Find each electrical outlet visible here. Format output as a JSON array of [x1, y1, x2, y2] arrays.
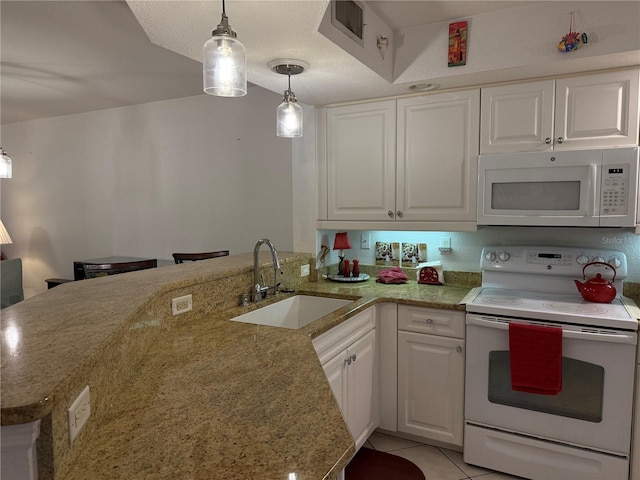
[[361, 233, 370, 249], [300, 264, 310, 277], [172, 294, 192, 315], [439, 237, 452, 253], [68, 385, 91, 444]]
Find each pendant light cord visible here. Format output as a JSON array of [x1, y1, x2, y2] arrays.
[[222, 0, 226, 15]]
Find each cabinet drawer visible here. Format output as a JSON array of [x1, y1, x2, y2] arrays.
[[398, 304, 464, 339], [313, 307, 376, 365]]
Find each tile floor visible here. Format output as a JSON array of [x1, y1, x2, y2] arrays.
[[363, 431, 523, 480]]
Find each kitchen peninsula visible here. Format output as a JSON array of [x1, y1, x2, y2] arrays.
[[1, 252, 474, 479]]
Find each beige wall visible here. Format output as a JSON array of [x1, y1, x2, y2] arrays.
[[1, 88, 297, 295]]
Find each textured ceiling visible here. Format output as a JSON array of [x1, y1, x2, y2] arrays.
[[2, 1, 639, 125]]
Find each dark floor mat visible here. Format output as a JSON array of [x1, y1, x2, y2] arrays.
[[345, 447, 426, 480]]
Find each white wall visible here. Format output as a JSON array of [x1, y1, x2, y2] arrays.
[[1, 88, 295, 295], [292, 103, 317, 255], [395, 1, 640, 87]]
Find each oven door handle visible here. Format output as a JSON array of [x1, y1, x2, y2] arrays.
[[467, 315, 637, 344]]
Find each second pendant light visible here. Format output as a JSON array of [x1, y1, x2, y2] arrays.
[[269, 59, 309, 138]]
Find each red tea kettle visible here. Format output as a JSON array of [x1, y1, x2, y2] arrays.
[[574, 261, 617, 303]]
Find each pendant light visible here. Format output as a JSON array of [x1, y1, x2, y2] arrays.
[[0, 147, 12, 178], [269, 59, 308, 138], [203, 0, 247, 97]]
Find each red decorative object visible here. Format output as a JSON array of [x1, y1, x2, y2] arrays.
[[574, 262, 617, 303], [448, 21, 468, 67], [343, 259, 351, 277], [352, 259, 359, 277]]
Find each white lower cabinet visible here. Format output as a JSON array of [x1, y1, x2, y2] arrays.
[[397, 305, 465, 447], [0, 420, 41, 480], [313, 307, 378, 450]]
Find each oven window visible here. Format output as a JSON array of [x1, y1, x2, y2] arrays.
[[488, 351, 604, 422], [491, 181, 581, 210]]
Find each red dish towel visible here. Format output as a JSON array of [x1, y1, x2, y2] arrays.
[[376, 267, 409, 284], [509, 323, 563, 395]]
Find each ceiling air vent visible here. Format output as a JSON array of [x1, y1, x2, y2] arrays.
[[331, 0, 365, 47]]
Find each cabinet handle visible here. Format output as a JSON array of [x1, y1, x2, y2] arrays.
[[456, 346, 463, 353], [557, 137, 564, 144], [344, 353, 357, 366], [387, 210, 394, 218], [396, 210, 403, 218], [424, 318, 433, 324], [545, 137, 551, 144]]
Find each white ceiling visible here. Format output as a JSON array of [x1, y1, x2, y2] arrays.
[[1, 1, 638, 125], [1, 1, 204, 125]]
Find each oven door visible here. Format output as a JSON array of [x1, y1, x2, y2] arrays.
[[465, 313, 637, 455]]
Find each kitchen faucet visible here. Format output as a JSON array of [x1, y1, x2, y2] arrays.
[[253, 238, 283, 302]]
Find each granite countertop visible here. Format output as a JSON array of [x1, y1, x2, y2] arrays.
[[66, 299, 359, 480], [65, 280, 473, 479], [1, 252, 474, 480], [5, 254, 635, 479]]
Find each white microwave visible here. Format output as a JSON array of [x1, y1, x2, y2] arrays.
[[477, 147, 639, 227]]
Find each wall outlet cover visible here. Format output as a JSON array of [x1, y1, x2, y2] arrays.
[[172, 294, 193, 315], [68, 385, 91, 444]]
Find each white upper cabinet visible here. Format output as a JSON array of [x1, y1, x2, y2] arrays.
[[397, 91, 480, 222], [326, 100, 396, 221], [481, 69, 640, 153], [555, 70, 639, 150], [480, 80, 555, 153], [324, 90, 479, 227]]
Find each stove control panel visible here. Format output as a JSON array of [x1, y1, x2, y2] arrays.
[[481, 246, 627, 279]]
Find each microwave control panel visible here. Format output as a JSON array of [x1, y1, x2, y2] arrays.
[[600, 164, 629, 215]]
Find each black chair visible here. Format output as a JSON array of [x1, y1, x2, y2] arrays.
[[172, 251, 229, 264], [83, 259, 157, 279]]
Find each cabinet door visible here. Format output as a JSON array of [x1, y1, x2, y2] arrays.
[[319, 328, 377, 451], [398, 331, 465, 446], [480, 80, 555, 153], [555, 69, 640, 150], [377, 303, 398, 432], [327, 100, 396, 221], [346, 328, 377, 450], [322, 349, 348, 413], [396, 90, 479, 222]]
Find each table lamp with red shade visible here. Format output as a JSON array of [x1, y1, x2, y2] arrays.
[[333, 232, 351, 276]]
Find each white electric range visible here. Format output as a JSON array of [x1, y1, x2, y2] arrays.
[[464, 245, 638, 480]]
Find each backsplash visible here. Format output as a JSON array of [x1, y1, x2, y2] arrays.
[[317, 227, 640, 282]]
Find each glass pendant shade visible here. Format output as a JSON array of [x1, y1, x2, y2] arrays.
[[0, 148, 12, 178], [203, 11, 247, 97], [276, 91, 303, 138]]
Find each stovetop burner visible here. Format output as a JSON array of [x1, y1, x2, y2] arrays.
[[466, 245, 637, 331], [468, 286, 636, 330], [542, 301, 609, 315]]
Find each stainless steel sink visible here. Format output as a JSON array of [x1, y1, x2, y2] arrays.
[[230, 295, 352, 329]]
